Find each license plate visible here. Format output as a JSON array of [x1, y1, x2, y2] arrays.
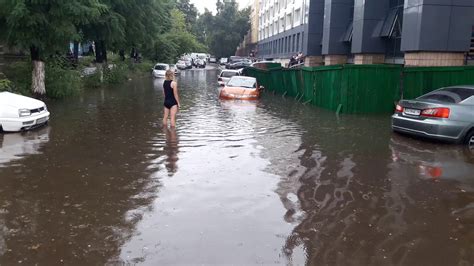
[[404, 108, 421, 116], [36, 117, 48, 124]]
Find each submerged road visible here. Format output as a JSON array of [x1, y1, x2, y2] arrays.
[[0, 67, 474, 265]]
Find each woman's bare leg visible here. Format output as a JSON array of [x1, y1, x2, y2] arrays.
[[170, 105, 178, 127], [163, 107, 170, 127]]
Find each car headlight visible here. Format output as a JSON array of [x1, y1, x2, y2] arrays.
[[19, 108, 31, 117], [44, 105, 48, 112]]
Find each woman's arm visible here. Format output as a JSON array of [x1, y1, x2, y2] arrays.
[[172, 81, 181, 108]]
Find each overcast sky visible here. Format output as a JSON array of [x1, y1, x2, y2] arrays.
[[190, 0, 251, 14]]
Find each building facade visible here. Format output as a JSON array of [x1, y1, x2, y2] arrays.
[[257, 0, 474, 66], [236, 0, 260, 57]]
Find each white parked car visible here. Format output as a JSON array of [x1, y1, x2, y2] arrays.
[[219, 58, 228, 65], [0, 92, 50, 132], [218, 69, 240, 86], [152, 63, 169, 78]]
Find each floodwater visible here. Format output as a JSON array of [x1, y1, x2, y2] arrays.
[[1, 67, 474, 265]]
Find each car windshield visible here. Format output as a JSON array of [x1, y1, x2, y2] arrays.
[[154, 65, 167, 70], [221, 71, 238, 78], [227, 77, 256, 88], [418, 87, 474, 103]]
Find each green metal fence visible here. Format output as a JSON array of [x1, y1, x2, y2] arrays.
[[245, 65, 474, 114], [402, 66, 474, 99]]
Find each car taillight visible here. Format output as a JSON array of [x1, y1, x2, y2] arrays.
[[421, 108, 450, 118], [395, 104, 403, 112]]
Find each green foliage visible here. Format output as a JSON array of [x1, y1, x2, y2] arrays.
[[2, 59, 82, 98], [78, 56, 96, 68], [176, 0, 198, 33], [103, 64, 128, 84], [194, 0, 251, 58], [0, 78, 14, 92], [45, 60, 82, 99], [143, 8, 207, 63], [0, 0, 105, 58], [128, 60, 154, 74], [2, 61, 32, 95], [82, 71, 102, 89]]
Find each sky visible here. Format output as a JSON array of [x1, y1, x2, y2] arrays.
[[190, 0, 251, 14]]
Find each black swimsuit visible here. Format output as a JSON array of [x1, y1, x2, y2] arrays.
[[163, 80, 178, 109]]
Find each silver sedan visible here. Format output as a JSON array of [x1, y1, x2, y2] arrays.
[[392, 86, 474, 147]]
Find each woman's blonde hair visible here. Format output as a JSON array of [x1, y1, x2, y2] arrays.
[[165, 70, 174, 80]]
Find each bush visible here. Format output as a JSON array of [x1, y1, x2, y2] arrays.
[[2, 61, 32, 95], [0, 78, 14, 92], [82, 71, 102, 89], [128, 60, 154, 75], [78, 56, 95, 68], [45, 59, 82, 99], [3, 58, 82, 98], [104, 63, 128, 84]]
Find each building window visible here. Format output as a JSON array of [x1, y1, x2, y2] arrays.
[[306, 1, 310, 23], [294, 8, 301, 26], [296, 33, 300, 52], [286, 13, 292, 29], [342, 21, 353, 42], [292, 34, 296, 52], [380, 7, 402, 38]]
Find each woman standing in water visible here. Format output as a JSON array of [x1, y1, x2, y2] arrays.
[[163, 70, 181, 127]]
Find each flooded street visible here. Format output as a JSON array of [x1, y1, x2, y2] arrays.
[[1, 67, 474, 265]]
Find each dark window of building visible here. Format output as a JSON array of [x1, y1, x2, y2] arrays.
[[380, 7, 402, 37], [286, 35, 291, 53], [292, 34, 296, 52], [342, 21, 353, 42], [285, 37, 288, 53], [468, 26, 474, 61], [383, 2, 404, 59], [296, 33, 300, 52]]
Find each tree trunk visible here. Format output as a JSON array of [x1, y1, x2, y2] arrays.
[[100, 40, 107, 62], [95, 41, 103, 63], [73, 41, 79, 65], [30, 46, 46, 95], [94, 40, 108, 63]]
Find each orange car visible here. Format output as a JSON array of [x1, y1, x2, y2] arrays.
[[219, 76, 264, 100]]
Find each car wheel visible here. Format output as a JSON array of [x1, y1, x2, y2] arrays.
[[465, 130, 474, 150]]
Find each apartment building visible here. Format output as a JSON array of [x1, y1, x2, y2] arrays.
[[257, 0, 310, 64], [257, 0, 474, 66], [236, 0, 260, 57]]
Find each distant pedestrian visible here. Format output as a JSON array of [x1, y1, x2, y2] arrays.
[[297, 52, 304, 64], [289, 55, 297, 67], [162, 70, 181, 128]]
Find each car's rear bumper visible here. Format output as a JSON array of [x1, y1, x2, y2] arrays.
[[391, 114, 468, 143], [1, 111, 50, 132]]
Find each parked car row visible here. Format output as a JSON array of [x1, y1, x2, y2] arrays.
[[225, 56, 253, 69]]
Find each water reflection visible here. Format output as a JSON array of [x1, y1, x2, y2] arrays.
[[164, 128, 179, 176], [0, 127, 50, 167], [281, 118, 474, 265]]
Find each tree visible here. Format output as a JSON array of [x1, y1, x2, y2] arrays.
[[198, 0, 250, 58], [175, 0, 198, 33], [146, 8, 207, 63], [0, 0, 105, 95]]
